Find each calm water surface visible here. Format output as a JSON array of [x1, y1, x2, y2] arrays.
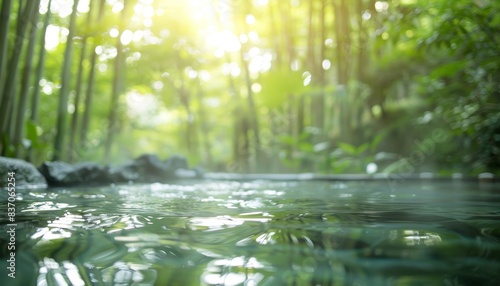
[[1, 180, 499, 286]]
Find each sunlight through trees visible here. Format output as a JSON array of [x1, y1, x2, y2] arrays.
[[0, 0, 498, 174]]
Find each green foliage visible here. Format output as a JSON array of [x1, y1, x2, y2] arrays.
[[25, 119, 39, 148], [412, 0, 500, 172], [1, 133, 14, 157], [275, 128, 326, 171], [1, 0, 497, 175], [258, 70, 309, 108], [330, 132, 387, 173]]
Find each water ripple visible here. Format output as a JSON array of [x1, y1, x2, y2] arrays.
[[1, 180, 499, 286]]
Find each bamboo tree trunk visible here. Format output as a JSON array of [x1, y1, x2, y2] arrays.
[[53, 0, 80, 161], [307, 0, 320, 130], [240, 1, 261, 171], [340, 0, 351, 81], [80, 0, 105, 150], [68, 5, 93, 162], [332, 0, 343, 139], [355, 0, 367, 83], [196, 78, 213, 166], [332, 0, 351, 86], [182, 91, 194, 153], [268, 2, 281, 67], [0, 0, 37, 154], [104, 37, 124, 161], [68, 38, 87, 162], [80, 43, 96, 150], [355, 0, 368, 138], [30, 0, 52, 124], [332, 0, 352, 141], [239, 47, 261, 170], [286, 94, 295, 161], [14, 0, 41, 158], [280, 1, 295, 66], [3, 1, 26, 150], [28, 0, 52, 162], [306, 0, 316, 74], [227, 72, 245, 170], [105, 1, 130, 161], [311, 0, 326, 131], [0, 0, 12, 96], [213, 5, 247, 170], [176, 57, 196, 154], [332, 0, 343, 85], [297, 94, 305, 136]]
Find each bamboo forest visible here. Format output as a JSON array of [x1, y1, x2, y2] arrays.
[[2, 1, 500, 286], [0, 0, 499, 175]]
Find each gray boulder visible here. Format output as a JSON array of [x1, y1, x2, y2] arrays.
[[0, 157, 47, 188], [38, 161, 110, 186], [37, 154, 200, 186], [108, 163, 140, 183], [164, 154, 188, 170], [72, 162, 110, 183], [129, 154, 191, 182], [39, 161, 81, 186], [134, 154, 170, 178]]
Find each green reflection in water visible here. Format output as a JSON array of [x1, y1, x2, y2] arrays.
[[0, 181, 499, 285]]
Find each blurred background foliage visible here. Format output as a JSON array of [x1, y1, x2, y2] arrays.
[[0, 0, 498, 175]]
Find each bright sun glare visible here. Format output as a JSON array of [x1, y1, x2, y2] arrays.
[[40, 0, 272, 121], [42, 0, 252, 55]]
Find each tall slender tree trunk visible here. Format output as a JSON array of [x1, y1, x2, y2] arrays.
[[306, 0, 316, 74], [310, 0, 326, 131], [80, 0, 105, 150], [332, 0, 352, 141], [354, 0, 368, 136], [280, 1, 295, 66], [68, 5, 94, 162], [28, 0, 53, 162], [234, 108, 250, 173], [0, 0, 37, 154], [239, 46, 261, 170], [104, 37, 124, 161], [268, 2, 281, 67], [105, 1, 129, 161], [31, 0, 52, 124], [225, 65, 246, 170], [286, 94, 295, 161], [355, 0, 367, 83], [340, 0, 351, 80], [176, 63, 195, 154], [240, 1, 261, 171], [213, 4, 248, 170], [297, 94, 305, 136], [80, 43, 96, 149], [0, 0, 13, 96], [307, 0, 317, 129], [332, 0, 351, 86], [195, 78, 213, 167], [53, 0, 80, 161], [67, 40, 87, 161], [14, 0, 41, 158]]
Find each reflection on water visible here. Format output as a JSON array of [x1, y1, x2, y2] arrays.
[[1, 180, 499, 285]]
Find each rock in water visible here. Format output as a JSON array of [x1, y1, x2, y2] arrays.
[[134, 154, 169, 178], [72, 162, 110, 184], [131, 154, 191, 182], [37, 154, 200, 186], [38, 161, 81, 186], [39, 161, 112, 186], [164, 155, 188, 170], [0, 157, 47, 188]]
